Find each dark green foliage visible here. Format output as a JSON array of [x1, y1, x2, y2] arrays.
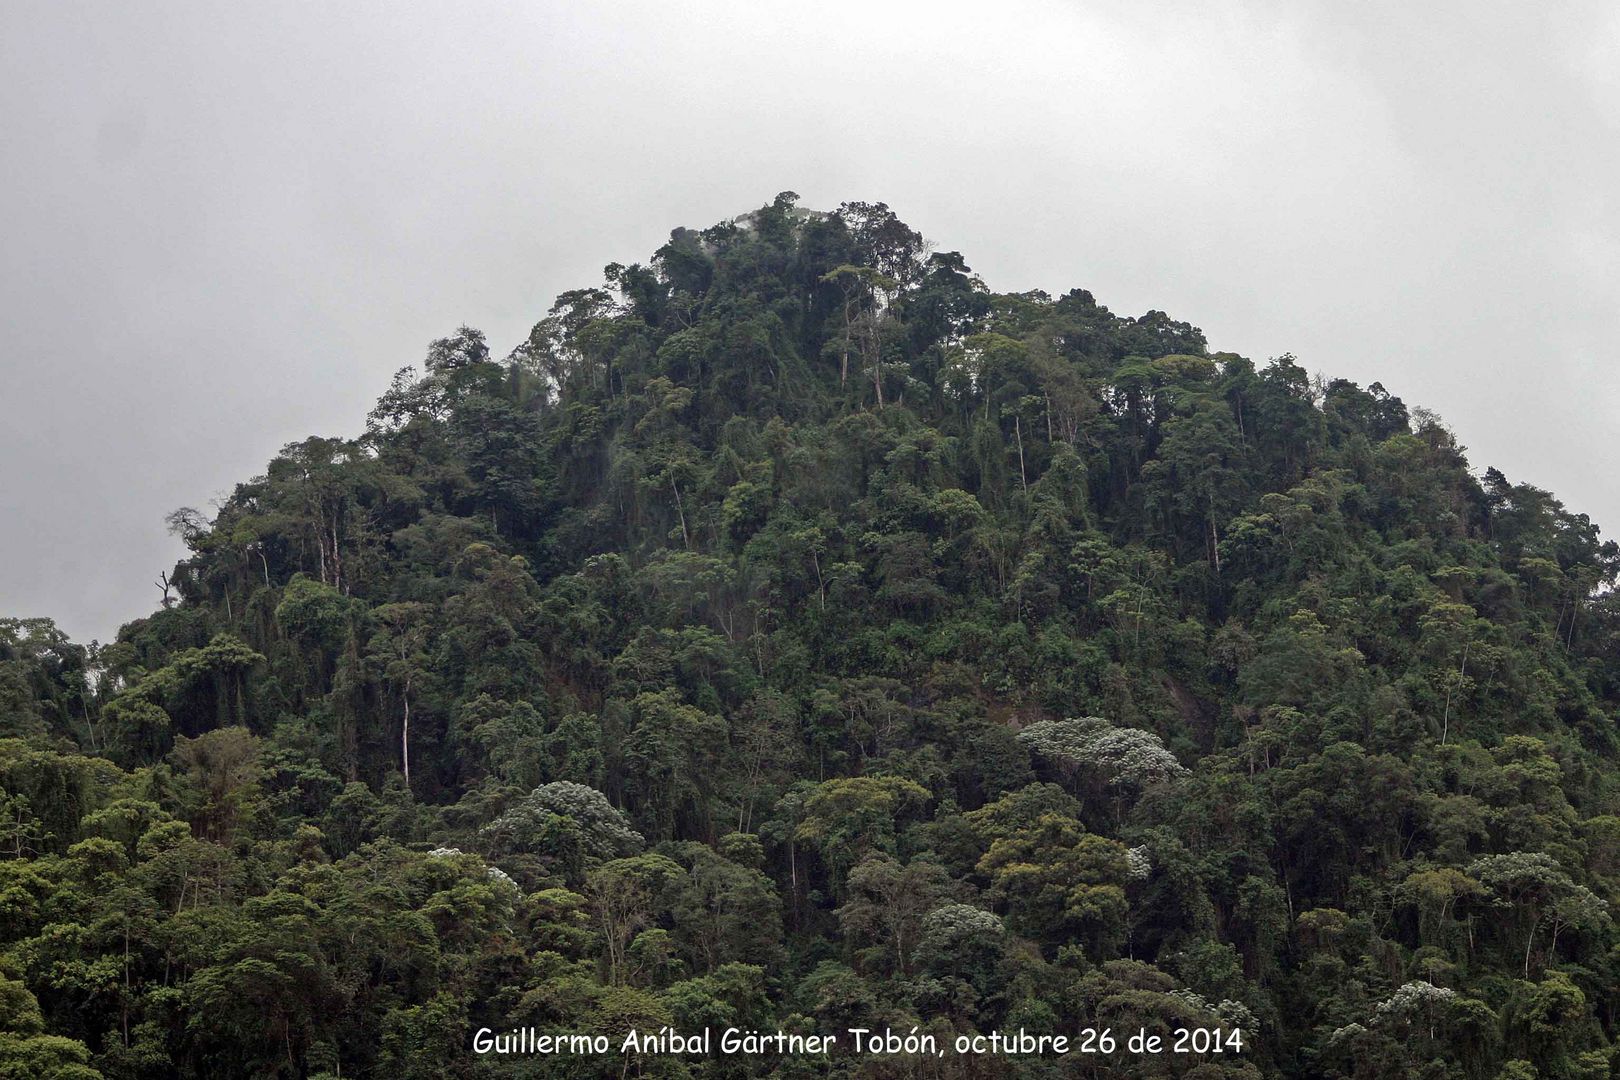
[[3, 195, 1619, 1078]]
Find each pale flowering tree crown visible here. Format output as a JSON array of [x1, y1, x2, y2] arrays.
[[1017, 716, 1187, 789], [1373, 980, 1457, 1022], [1466, 851, 1610, 928], [920, 903, 1005, 951], [426, 846, 517, 887], [1327, 1023, 1368, 1045], [480, 780, 645, 860], [1466, 851, 1571, 896], [1168, 988, 1258, 1032], [916, 903, 1007, 976]]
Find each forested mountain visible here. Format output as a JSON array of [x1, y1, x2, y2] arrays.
[[3, 193, 1619, 1079]]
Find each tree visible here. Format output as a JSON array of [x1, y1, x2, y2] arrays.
[[584, 854, 681, 986], [481, 781, 643, 882], [1018, 717, 1185, 821], [0, 973, 101, 1078], [369, 602, 431, 790], [821, 264, 897, 402], [794, 776, 929, 898], [977, 812, 1131, 951], [666, 843, 783, 972], [834, 854, 955, 975], [1468, 852, 1608, 976]]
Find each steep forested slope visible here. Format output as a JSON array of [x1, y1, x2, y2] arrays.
[[3, 193, 1619, 1079]]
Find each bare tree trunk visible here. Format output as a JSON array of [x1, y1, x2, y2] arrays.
[[315, 511, 328, 585], [81, 699, 99, 753], [839, 297, 854, 387], [331, 521, 344, 593], [671, 476, 691, 549], [1015, 415, 1028, 490], [401, 674, 412, 789], [869, 328, 884, 407], [1441, 641, 1469, 745]]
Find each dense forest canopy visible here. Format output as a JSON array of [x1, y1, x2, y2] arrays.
[[3, 192, 1619, 1079]]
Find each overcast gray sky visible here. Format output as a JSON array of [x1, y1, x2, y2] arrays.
[[3, 1, 1616, 645]]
